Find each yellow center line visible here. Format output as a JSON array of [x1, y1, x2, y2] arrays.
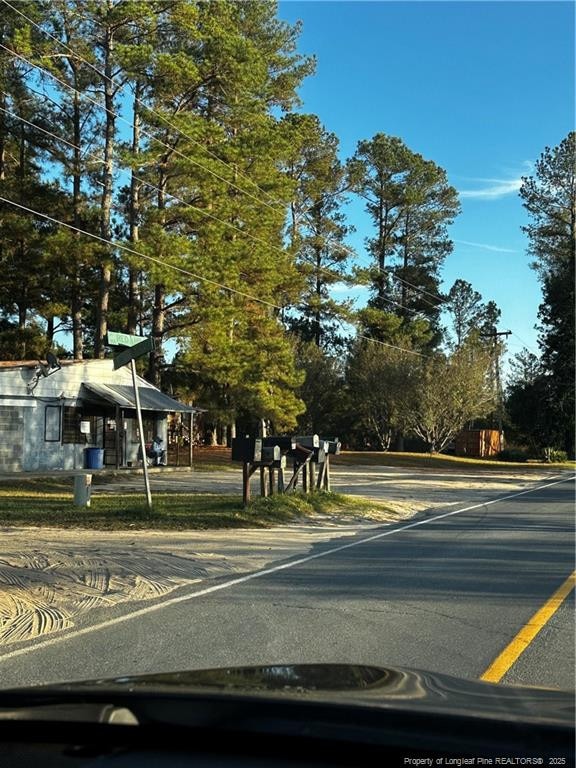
[[481, 570, 576, 683]]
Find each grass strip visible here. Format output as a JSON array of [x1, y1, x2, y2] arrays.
[[0, 479, 393, 530], [332, 451, 576, 471]]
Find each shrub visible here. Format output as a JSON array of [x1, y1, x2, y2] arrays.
[[496, 448, 529, 463], [541, 448, 569, 463]]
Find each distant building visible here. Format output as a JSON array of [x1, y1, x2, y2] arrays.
[[0, 359, 201, 472], [454, 429, 503, 458]]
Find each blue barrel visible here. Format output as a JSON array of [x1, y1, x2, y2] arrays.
[[85, 447, 104, 470]]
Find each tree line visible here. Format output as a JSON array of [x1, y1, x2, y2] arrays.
[[0, 1, 572, 455]]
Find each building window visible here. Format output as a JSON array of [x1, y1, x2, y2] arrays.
[[44, 406, 61, 442], [62, 407, 95, 444]]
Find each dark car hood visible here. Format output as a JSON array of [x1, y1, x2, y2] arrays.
[[9, 664, 573, 727]]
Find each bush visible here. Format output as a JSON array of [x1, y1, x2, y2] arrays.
[[496, 448, 530, 463], [541, 448, 569, 463]]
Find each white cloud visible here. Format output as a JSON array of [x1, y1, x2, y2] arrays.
[[455, 239, 517, 254], [458, 177, 523, 200]]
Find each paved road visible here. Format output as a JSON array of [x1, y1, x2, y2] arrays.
[[0, 475, 573, 691]]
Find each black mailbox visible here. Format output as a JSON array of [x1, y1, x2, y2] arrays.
[[262, 436, 296, 452], [231, 437, 262, 463], [295, 435, 319, 449], [288, 443, 313, 463], [261, 445, 281, 464]]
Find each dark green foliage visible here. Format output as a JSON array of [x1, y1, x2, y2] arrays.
[[351, 133, 459, 351], [519, 132, 575, 457], [496, 448, 529, 463]]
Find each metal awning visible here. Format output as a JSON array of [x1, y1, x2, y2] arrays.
[[81, 382, 200, 413]]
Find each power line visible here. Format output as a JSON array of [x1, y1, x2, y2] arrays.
[[0, 194, 284, 311], [337, 320, 428, 358], [0, 100, 105, 162], [0, 40, 286, 219], [511, 330, 539, 356], [4, 42, 450, 318], [2, 44, 350, 291], [308, 228, 446, 309], [0, 100, 314, 270], [1, 0, 285, 214], [3, 28, 451, 315], [295, 227, 445, 314], [0, 194, 428, 359], [1, 97, 441, 357]]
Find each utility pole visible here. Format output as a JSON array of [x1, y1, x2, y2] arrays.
[[480, 329, 511, 450]]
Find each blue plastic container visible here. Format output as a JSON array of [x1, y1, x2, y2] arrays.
[[85, 447, 104, 470]]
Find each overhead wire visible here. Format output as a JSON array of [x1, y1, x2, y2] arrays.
[[337, 320, 428, 358], [301, 223, 447, 309], [2, 44, 354, 291], [0, 41, 286, 220], [0, 194, 431, 358], [0, 101, 423, 327], [0, 99, 313, 264], [0, 195, 284, 310], [0, 31, 438, 359], [0, 113, 432, 356], [4, 10, 453, 315], [1, 0, 285, 212], [3, 39, 448, 318], [511, 331, 540, 356]]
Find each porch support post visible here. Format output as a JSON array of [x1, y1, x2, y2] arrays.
[[189, 412, 193, 467], [115, 405, 121, 469]]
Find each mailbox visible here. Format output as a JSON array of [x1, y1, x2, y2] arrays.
[[295, 435, 320, 449], [260, 445, 281, 464], [261, 436, 296, 452], [231, 437, 262, 463], [287, 443, 313, 463]]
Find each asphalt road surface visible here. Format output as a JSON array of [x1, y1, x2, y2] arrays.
[[0, 475, 573, 692]]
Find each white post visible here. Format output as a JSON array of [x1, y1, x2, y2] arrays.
[[131, 359, 152, 510], [73, 473, 92, 507]]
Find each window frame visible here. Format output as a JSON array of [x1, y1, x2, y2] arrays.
[[44, 405, 62, 443]]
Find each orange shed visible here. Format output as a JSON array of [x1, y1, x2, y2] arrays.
[[454, 429, 503, 458]]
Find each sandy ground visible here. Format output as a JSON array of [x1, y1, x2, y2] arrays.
[[0, 464, 567, 648]]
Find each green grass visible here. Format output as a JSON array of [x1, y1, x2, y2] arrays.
[[0, 478, 388, 530], [332, 450, 576, 472]]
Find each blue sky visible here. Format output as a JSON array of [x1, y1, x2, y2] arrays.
[[277, 0, 575, 364]]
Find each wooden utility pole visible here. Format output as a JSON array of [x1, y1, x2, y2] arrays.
[[481, 329, 511, 450]]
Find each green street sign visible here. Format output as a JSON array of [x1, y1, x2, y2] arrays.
[[113, 337, 154, 370], [107, 331, 146, 348]]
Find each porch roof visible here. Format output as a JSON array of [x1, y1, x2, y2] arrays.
[[80, 382, 201, 413]]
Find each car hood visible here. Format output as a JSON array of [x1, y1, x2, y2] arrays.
[[9, 664, 573, 727]]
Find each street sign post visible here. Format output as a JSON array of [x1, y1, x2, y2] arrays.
[[113, 337, 154, 370], [106, 331, 146, 348], [108, 330, 155, 510]]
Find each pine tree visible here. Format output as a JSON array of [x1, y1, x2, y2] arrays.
[[519, 132, 575, 456], [282, 113, 355, 351], [351, 133, 459, 349]]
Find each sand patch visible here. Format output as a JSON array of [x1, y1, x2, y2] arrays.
[[0, 548, 234, 645]]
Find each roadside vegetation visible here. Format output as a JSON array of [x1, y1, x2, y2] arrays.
[[0, 477, 395, 531], [331, 451, 576, 471]]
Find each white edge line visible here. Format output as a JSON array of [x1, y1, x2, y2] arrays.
[[0, 474, 573, 664]]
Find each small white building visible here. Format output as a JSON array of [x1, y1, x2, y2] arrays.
[[0, 359, 200, 472]]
